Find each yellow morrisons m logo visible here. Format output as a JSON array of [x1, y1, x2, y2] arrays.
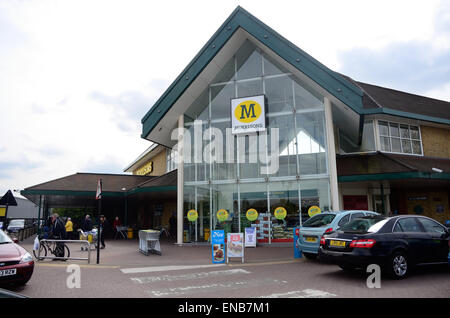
[[234, 100, 262, 123]]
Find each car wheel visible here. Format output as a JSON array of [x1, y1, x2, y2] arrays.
[[303, 252, 317, 260], [387, 251, 409, 279]]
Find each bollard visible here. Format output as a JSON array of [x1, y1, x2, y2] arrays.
[[19, 229, 24, 241]]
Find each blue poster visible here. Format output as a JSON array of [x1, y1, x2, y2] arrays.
[[211, 230, 225, 263], [293, 227, 302, 259]]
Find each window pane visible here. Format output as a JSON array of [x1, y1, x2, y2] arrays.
[[400, 124, 410, 138], [211, 84, 234, 121], [412, 140, 422, 155], [265, 75, 294, 113], [380, 137, 391, 152], [299, 179, 331, 224], [397, 218, 423, 232], [236, 41, 262, 80], [296, 111, 327, 175], [389, 123, 400, 137], [268, 114, 297, 177], [239, 183, 268, 233], [401, 139, 412, 153], [410, 126, 420, 140], [236, 78, 263, 97], [391, 137, 401, 153], [417, 218, 446, 234], [294, 79, 323, 110], [263, 54, 289, 76], [379, 121, 389, 136], [269, 181, 300, 240], [212, 183, 238, 235]]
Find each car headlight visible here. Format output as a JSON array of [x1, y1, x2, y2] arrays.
[[20, 252, 33, 264]]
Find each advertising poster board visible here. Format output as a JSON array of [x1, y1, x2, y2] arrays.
[[244, 227, 256, 247], [227, 233, 244, 263], [211, 230, 225, 264], [293, 227, 302, 258]]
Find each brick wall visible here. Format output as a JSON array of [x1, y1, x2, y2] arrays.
[[421, 125, 450, 158]]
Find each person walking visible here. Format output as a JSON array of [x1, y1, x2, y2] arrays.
[[113, 216, 122, 239], [65, 217, 74, 240]]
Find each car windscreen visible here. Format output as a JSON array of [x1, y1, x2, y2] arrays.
[[0, 230, 13, 244], [302, 214, 336, 228], [8, 220, 24, 227], [339, 217, 386, 233]]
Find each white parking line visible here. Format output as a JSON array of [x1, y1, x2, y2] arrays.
[[131, 269, 251, 284], [261, 289, 337, 298], [120, 264, 226, 274], [147, 278, 287, 297]]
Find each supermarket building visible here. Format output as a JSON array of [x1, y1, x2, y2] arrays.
[[22, 7, 450, 245]]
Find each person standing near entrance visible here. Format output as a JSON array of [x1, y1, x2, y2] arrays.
[[81, 215, 93, 233], [49, 213, 66, 259], [65, 217, 74, 240], [99, 215, 108, 249]]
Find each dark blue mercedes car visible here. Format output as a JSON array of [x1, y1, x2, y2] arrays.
[[318, 215, 450, 279]]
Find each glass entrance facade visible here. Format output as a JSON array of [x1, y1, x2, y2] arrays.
[[183, 40, 331, 243]]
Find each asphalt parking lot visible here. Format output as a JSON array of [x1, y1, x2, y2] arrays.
[[2, 237, 449, 298]]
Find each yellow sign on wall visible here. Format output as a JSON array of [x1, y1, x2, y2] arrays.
[[308, 206, 321, 217], [135, 161, 153, 176], [0, 207, 5, 217], [274, 207, 287, 220]]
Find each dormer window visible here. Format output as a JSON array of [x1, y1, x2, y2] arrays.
[[378, 120, 423, 155]]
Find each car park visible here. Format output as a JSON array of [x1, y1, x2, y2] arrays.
[[0, 229, 34, 286], [318, 215, 450, 279], [297, 210, 379, 259]]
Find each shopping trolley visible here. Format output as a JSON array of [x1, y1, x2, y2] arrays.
[[78, 228, 98, 251]]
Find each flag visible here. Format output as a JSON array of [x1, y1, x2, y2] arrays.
[[96, 179, 102, 200]]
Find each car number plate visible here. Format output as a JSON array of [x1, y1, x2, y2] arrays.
[[304, 236, 317, 243], [329, 240, 346, 247], [0, 268, 17, 277]]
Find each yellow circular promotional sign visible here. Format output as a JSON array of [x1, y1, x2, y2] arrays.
[[234, 100, 262, 123], [187, 210, 198, 222], [308, 206, 321, 217], [216, 209, 229, 222], [246, 209, 258, 221], [274, 207, 287, 220]]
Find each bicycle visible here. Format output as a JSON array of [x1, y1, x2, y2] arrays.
[[33, 236, 70, 261]]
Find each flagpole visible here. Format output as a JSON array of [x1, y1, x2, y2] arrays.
[[96, 179, 102, 264]]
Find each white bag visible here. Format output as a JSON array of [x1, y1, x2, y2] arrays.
[[33, 236, 40, 251]]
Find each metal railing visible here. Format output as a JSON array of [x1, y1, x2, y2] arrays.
[[37, 239, 92, 264]]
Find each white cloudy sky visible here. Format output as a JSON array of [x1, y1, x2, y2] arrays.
[[0, 0, 449, 196]]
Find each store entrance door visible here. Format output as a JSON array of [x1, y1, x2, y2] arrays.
[[343, 195, 368, 210]]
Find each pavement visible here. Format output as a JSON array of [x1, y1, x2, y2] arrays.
[[2, 235, 449, 298]]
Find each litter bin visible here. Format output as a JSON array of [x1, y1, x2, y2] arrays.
[[127, 228, 133, 239]]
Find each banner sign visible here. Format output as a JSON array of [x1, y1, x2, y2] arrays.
[[227, 233, 244, 263], [211, 230, 225, 264], [274, 207, 287, 220], [293, 227, 302, 258], [187, 210, 198, 222], [246, 208, 258, 221], [231, 95, 266, 134], [244, 227, 256, 247]]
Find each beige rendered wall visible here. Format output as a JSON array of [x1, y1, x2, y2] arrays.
[[133, 149, 167, 176], [421, 125, 450, 158]]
